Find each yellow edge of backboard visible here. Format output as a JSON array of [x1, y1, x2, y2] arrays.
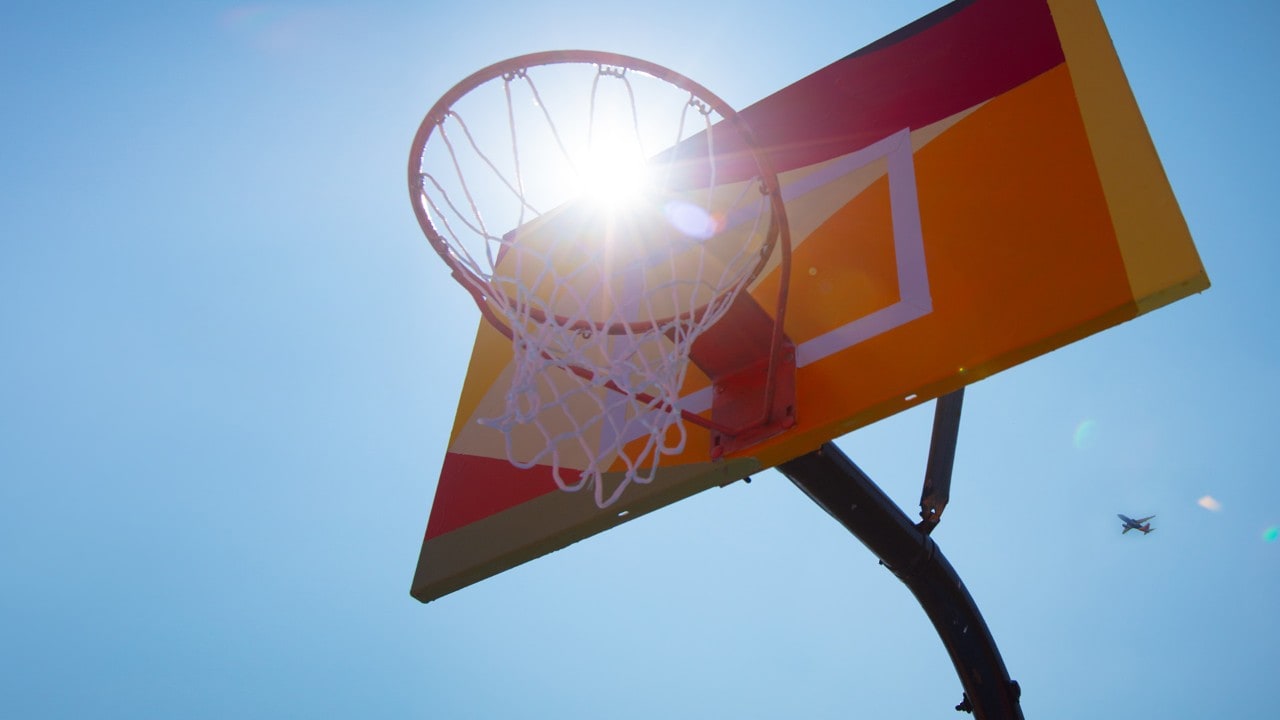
[[1049, 0, 1209, 309], [412, 456, 761, 602]]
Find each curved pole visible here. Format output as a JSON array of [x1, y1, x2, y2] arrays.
[[776, 442, 1024, 719]]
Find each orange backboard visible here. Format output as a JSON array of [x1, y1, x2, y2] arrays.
[[412, 0, 1207, 602]]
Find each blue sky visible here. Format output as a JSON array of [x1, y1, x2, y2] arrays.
[[2, 1, 1277, 717]]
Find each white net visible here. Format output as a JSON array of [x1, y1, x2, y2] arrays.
[[412, 53, 779, 507]]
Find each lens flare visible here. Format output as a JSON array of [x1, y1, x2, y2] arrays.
[[1197, 495, 1222, 512], [663, 200, 722, 240], [1072, 419, 1097, 449], [1263, 526, 1279, 543], [219, 5, 321, 53]]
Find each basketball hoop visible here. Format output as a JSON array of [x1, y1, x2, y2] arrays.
[[409, 50, 792, 507]]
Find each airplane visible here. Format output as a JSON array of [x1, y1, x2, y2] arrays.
[[1118, 514, 1156, 535]]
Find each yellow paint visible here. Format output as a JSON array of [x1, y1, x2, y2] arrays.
[[448, 321, 510, 445], [1048, 0, 1209, 310]]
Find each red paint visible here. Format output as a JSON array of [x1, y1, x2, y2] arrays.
[[665, 0, 1065, 185], [424, 453, 562, 539]]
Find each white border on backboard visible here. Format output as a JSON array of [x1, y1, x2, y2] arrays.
[[678, 127, 931, 416]]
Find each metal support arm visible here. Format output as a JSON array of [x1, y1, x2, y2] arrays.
[[919, 388, 965, 533], [777, 441, 1023, 719]]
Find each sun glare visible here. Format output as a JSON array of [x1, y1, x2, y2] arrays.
[[575, 141, 653, 211]]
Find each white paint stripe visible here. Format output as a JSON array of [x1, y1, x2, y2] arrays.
[[626, 127, 932, 441], [795, 128, 932, 367]]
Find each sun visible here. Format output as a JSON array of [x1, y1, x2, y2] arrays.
[[574, 137, 654, 212]]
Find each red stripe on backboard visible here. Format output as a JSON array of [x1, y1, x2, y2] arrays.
[[425, 453, 562, 539], [754, 0, 1064, 172], [667, 0, 1065, 184]]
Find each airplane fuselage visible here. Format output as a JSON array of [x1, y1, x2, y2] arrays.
[[1118, 514, 1155, 535]]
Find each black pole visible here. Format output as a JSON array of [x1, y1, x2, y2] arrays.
[[777, 442, 1023, 719]]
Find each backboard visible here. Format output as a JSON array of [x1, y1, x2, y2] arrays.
[[411, 0, 1208, 602]]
